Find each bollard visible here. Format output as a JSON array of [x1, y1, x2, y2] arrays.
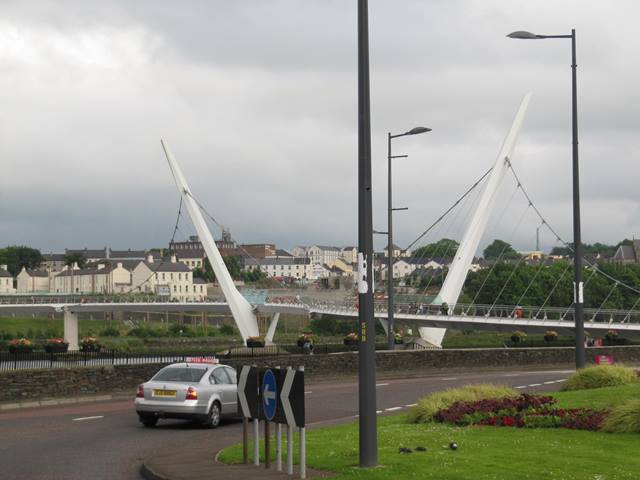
[[299, 365, 306, 479], [276, 366, 282, 471], [243, 417, 248, 464], [265, 421, 270, 469]]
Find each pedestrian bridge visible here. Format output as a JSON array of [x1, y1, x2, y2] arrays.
[[2, 296, 639, 350]]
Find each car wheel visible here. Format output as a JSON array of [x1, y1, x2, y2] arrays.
[[203, 402, 221, 428], [140, 414, 158, 428]]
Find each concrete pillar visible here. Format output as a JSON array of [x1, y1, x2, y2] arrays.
[[64, 310, 79, 351]]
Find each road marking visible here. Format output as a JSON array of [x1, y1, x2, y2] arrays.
[[515, 386, 527, 389], [304, 391, 312, 394], [557, 379, 567, 382], [72, 416, 104, 421], [528, 383, 542, 387], [385, 407, 403, 412], [543, 381, 556, 385], [376, 383, 389, 387], [503, 373, 520, 377], [376, 410, 383, 414], [406, 403, 417, 407], [441, 377, 458, 381]]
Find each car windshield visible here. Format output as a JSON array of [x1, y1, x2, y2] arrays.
[[152, 366, 207, 383]]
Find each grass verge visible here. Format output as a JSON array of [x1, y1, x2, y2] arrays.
[[220, 384, 640, 479]]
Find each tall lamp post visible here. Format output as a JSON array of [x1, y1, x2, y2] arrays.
[[357, 0, 377, 467], [507, 29, 585, 369], [387, 127, 431, 350]]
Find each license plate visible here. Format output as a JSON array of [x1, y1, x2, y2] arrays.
[[153, 389, 177, 398]]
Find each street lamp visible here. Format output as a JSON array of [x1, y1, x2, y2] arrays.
[[387, 127, 431, 350], [507, 29, 585, 369]]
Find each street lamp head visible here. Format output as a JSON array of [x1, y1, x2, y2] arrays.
[[507, 30, 543, 40], [407, 126, 432, 135]]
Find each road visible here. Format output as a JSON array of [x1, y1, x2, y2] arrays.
[[0, 368, 572, 480]]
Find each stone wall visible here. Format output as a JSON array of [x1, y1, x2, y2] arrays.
[[2, 346, 640, 403]]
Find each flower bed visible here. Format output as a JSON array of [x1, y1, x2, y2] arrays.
[[434, 394, 606, 431], [45, 338, 69, 353], [343, 332, 358, 346], [246, 336, 265, 348], [80, 336, 101, 352], [8, 338, 33, 354]]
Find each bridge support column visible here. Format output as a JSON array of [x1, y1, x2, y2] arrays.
[[265, 313, 280, 344], [64, 310, 79, 351], [418, 327, 446, 349]]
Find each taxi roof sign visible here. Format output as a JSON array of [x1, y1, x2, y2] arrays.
[[185, 356, 219, 364]]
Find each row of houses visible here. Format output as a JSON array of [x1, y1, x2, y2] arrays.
[[13, 255, 207, 301]]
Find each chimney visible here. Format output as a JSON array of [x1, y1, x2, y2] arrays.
[[72, 262, 80, 270], [147, 254, 154, 263], [171, 254, 177, 263], [117, 262, 123, 268]]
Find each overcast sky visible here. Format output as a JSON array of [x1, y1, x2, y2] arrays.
[[1, 0, 638, 256]]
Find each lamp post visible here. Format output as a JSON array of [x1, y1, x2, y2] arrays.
[[507, 29, 585, 369], [357, 0, 376, 467], [387, 127, 431, 350]]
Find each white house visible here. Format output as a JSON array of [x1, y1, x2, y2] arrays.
[[17, 267, 51, 293], [383, 243, 412, 259], [341, 246, 358, 264], [242, 256, 312, 281], [0, 265, 15, 294], [131, 255, 199, 301], [54, 262, 132, 294]]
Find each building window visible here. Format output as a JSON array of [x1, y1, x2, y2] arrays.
[[162, 273, 165, 280], [170, 273, 174, 280], [178, 273, 182, 280], [173, 285, 176, 292]]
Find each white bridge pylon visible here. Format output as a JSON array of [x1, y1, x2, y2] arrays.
[[419, 93, 532, 347], [161, 140, 260, 345]]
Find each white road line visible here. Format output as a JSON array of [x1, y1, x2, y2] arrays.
[[528, 383, 542, 387], [556, 379, 567, 382], [72, 416, 104, 421], [405, 403, 418, 407], [376, 383, 389, 387], [441, 377, 458, 381], [376, 410, 383, 414], [515, 386, 527, 389], [543, 381, 556, 385], [385, 407, 403, 412], [503, 373, 520, 377]]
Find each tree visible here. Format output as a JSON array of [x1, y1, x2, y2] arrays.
[[64, 252, 87, 269], [412, 238, 459, 259], [483, 239, 520, 260], [0, 245, 43, 276]]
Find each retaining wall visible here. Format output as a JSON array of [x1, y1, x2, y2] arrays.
[[2, 346, 639, 403]]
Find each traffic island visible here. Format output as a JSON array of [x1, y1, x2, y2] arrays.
[[217, 383, 640, 479]]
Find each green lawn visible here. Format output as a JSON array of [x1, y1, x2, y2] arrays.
[[219, 384, 640, 479]]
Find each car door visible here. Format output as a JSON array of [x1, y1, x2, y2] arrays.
[[209, 367, 235, 415], [223, 366, 238, 414]]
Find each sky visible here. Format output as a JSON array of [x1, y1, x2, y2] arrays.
[[1, 0, 638, 256]]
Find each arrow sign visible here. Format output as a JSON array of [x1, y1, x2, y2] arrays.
[[237, 366, 259, 419], [262, 369, 277, 421], [280, 369, 305, 428]]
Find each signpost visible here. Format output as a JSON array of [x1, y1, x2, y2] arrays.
[[238, 365, 306, 478]]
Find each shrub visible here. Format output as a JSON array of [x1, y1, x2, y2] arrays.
[[562, 365, 639, 391], [219, 324, 235, 335], [407, 384, 517, 424], [101, 326, 120, 337], [600, 399, 640, 433]]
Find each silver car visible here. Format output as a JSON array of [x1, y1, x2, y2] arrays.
[[134, 361, 238, 428]]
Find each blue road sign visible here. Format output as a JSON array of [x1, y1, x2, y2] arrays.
[[262, 369, 277, 421]]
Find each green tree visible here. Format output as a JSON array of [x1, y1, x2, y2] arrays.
[[64, 252, 87, 269], [0, 245, 43, 276], [412, 238, 459, 259], [483, 239, 520, 260]]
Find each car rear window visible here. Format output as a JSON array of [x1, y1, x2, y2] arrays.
[[153, 366, 207, 383]]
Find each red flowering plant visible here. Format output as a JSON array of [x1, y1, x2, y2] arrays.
[[434, 394, 606, 431], [45, 337, 69, 353]]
